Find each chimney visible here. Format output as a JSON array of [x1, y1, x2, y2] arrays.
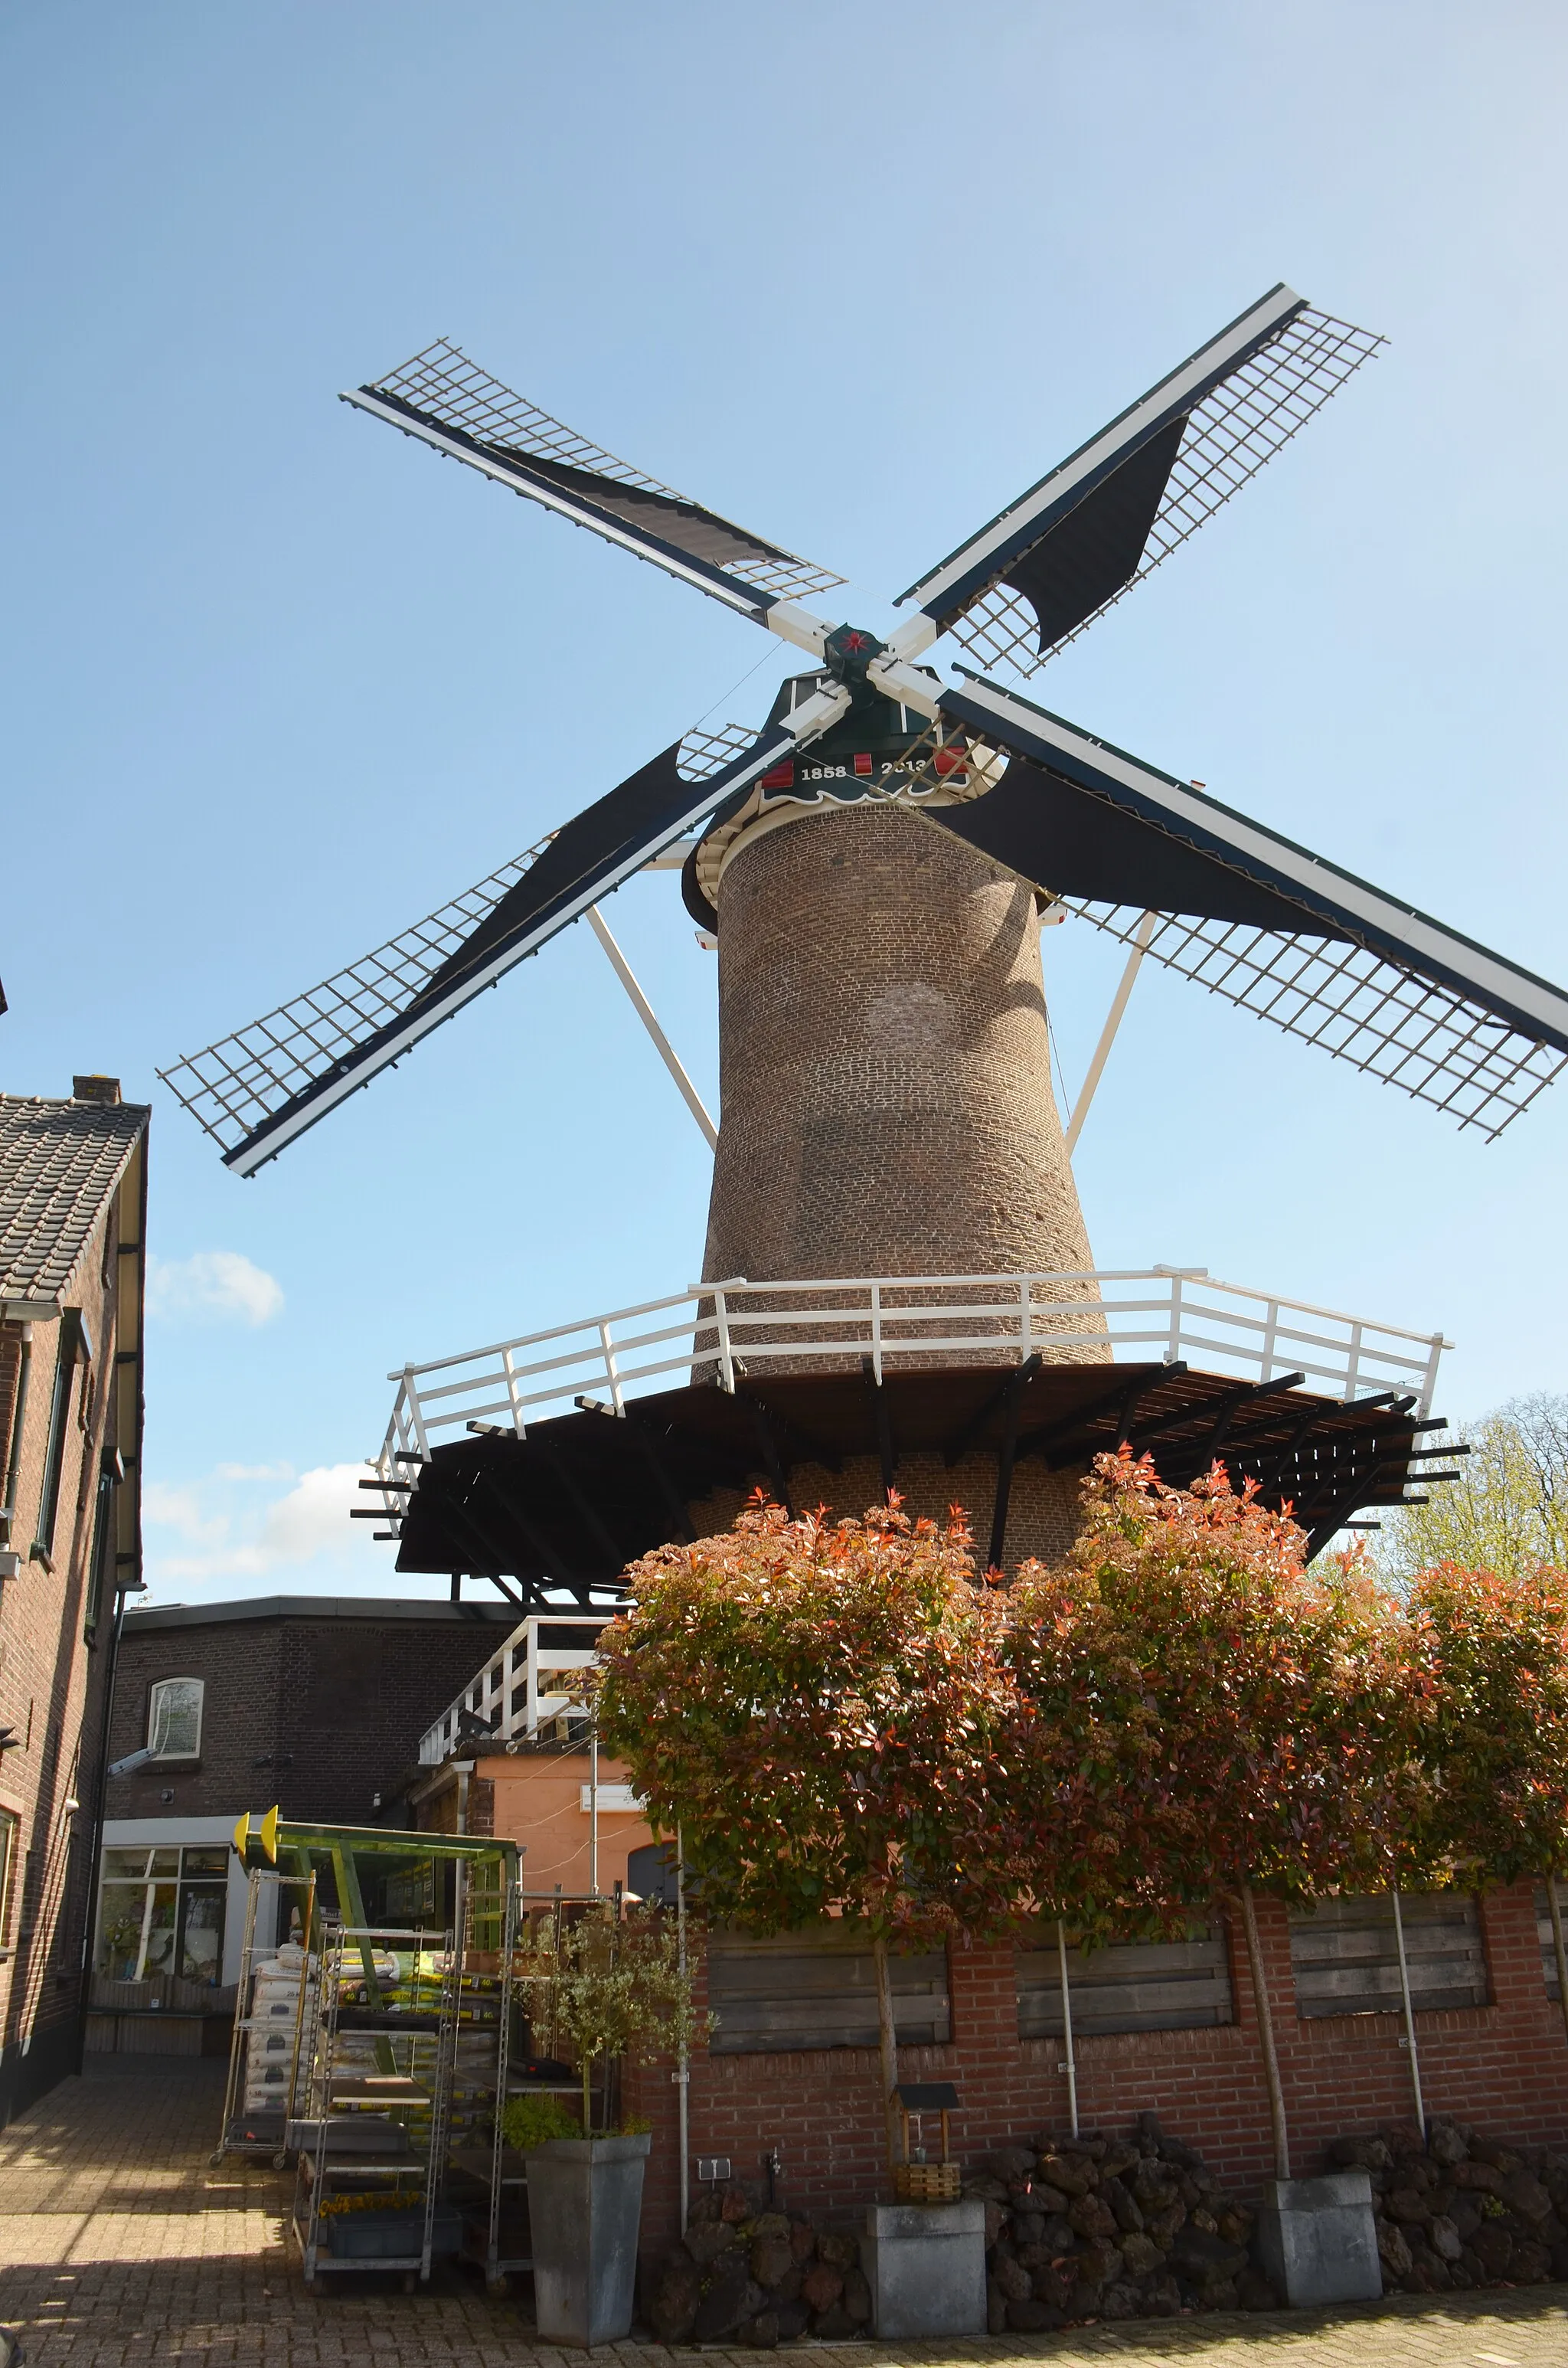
[[72, 1076, 121, 1106]]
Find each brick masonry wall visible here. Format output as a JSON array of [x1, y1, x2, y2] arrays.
[[624, 1883, 1568, 2259], [684, 1450, 1084, 1571], [0, 1180, 126, 2119], [701, 803, 1102, 1297], [104, 1607, 518, 1828]]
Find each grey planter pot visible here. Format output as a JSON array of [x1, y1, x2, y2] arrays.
[[523, 2131, 652, 2347], [864, 2199, 987, 2337], [1255, 2170, 1383, 2306]]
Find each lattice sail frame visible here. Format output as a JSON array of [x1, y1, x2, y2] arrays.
[[1058, 900, 1567, 1141], [157, 722, 761, 1154], [893, 721, 1566, 1142], [949, 309, 1387, 682], [365, 339, 845, 606]]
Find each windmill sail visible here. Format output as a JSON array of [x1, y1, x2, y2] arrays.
[[345, 339, 844, 623], [900, 287, 1383, 681], [158, 723, 774, 1176], [923, 675, 1568, 1140]]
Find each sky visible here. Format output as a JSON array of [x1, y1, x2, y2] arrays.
[[3, 2, 1565, 1608]]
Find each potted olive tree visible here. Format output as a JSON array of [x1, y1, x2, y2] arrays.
[[511, 1905, 701, 2348]]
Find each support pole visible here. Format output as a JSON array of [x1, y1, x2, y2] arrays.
[[587, 905, 718, 1150], [589, 1727, 599, 1899], [677, 1827, 690, 2236], [872, 1934, 902, 2171], [1239, 1882, 1290, 2180], [1065, 910, 1157, 1154], [1057, 1920, 1079, 2140], [1390, 1888, 1426, 2135]]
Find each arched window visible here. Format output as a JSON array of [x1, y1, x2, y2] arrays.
[[147, 1676, 203, 1759]]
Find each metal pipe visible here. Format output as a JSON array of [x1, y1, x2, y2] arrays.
[[589, 1729, 599, 1897], [677, 1827, 690, 2236], [1390, 1888, 1426, 2134], [1057, 1920, 1079, 2140], [587, 905, 718, 1150], [1064, 911, 1158, 1153]]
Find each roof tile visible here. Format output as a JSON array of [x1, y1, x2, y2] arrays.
[[0, 1094, 150, 1303]]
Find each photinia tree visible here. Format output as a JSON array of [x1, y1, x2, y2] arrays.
[[1402, 1558, 1568, 2036], [1003, 1451, 1413, 2178], [594, 1492, 1021, 2167]]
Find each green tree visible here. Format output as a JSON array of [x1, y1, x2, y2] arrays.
[[595, 1493, 1020, 2167], [1005, 1452, 1413, 2178], [1382, 1395, 1568, 1582], [1402, 1557, 1568, 2034]]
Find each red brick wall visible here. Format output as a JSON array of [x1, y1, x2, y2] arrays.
[[625, 1884, 1568, 2255]]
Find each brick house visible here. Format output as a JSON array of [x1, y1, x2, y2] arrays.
[[90, 1593, 517, 2053], [0, 1078, 149, 2127]]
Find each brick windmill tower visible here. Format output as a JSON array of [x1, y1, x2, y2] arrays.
[[165, 289, 1568, 1598]]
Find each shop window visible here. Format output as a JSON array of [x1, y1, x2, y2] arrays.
[[95, 1843, 228, 1984], [147, 1676, 204, 1759]]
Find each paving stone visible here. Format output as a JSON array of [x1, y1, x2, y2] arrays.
[[6, 2059, 1568, 2362]]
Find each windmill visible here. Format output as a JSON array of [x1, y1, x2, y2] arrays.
[[161, 285, 1566, 1601]]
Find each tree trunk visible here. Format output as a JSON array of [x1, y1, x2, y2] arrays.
[[871, 1933, 903, 2171], [1239, 1882, 1290, 2180]]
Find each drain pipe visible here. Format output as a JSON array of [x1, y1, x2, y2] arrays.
[[589, 1727, 599, 1897], [453, 1759, 473, 1835], [1390, 1889, 1426, 2135], [677, 1827, 690, 2235], [1057, 1920, 1079, 2139]]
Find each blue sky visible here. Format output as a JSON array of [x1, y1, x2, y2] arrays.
[[4, 2, 1565, 1605]]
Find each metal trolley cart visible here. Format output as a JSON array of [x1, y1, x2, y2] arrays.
[[212, 1862, 318, 2167], [290, 1914, 462, 2290]]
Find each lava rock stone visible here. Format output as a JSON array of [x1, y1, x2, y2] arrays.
[[799, 2260, 844, 2314], [750, 2236, 793, 2288], [991, 2253, 1031, 2304], [648, 2260, 702, 2343], [1067, 2192, 1119, 2241], [693, 2258, 759, 2342], [684, 2221, 737, 2267]]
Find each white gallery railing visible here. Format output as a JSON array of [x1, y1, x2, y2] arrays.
[[368, 1268, 1449, 1536]]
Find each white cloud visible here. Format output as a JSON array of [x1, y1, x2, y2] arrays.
[[146, 1250, 283, 1327], [142, 1479, 228, 1549], [145, 1461, 378, 1583]]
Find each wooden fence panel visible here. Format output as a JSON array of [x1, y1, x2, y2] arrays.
[[1017, 1926, 1233, 2038], [1534, 1886, 1568, 2002], [707, 1928, 949, 2054], [1289, 1893, 1487, 2017]]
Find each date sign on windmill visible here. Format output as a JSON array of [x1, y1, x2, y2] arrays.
[[162, 286, 1568, 1608]]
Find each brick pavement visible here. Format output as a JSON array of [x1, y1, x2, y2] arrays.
[[5, 2057, 1568, 2365]]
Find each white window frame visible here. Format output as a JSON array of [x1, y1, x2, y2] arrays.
[[147, 1676, 204, 1761]]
